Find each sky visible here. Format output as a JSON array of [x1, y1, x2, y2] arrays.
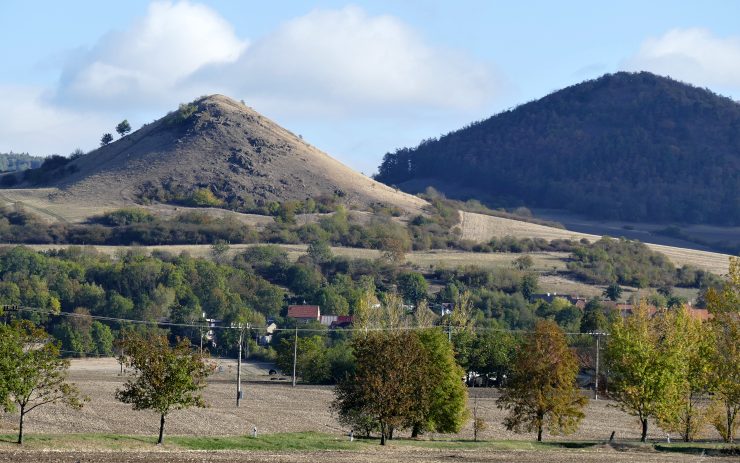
[[2, 1, 740, 174]]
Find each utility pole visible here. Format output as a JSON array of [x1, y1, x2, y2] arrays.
[[236, 325, 243, 407], [199, 320, 204, 355], [593, 332, 604, 400], [292, 326, 298, 388]]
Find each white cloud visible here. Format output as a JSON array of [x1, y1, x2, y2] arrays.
[[7, 2, 501, 160], [199, 5, 497, 115], [53, 3, 498, 115], [624, 28, 740, 90], [0, 86, 112, 156], [54, 1, 246, 108]]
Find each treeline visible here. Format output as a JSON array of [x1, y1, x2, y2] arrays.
[[568, 237, 721, 289], [1, 247, 737, 444], [0, 246, 282, 357], [376, 72, 740, 225], [0, 152, 84, 187], [0, 202, 576, 255], [0, 152, 44, 172], [0, 205, 412, 254]]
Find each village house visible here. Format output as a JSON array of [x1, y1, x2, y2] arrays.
[[287, 305, 321, 323]]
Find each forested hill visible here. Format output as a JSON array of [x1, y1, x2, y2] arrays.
[[375, 72, 740, 225], [0, 152, 43, 172]]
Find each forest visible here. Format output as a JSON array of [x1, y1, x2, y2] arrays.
[[0, 152, 44, 173], [376, 72, 740, 225]]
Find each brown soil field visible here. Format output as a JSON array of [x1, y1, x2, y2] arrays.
[[0, 358, 734, 462], [0, 446, 735, 463]]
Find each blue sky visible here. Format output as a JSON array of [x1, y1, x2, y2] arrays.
[[2, 1, 739, 174]]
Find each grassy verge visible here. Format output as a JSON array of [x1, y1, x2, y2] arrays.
[[0, 432, 736, 456], [172, 432, 364, 451]]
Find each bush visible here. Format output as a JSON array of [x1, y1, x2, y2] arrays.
[[188, 188, 223, 207]]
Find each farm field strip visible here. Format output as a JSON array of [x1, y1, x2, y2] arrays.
[[460, 212, 732, 274], [0, 358, 734, 463]]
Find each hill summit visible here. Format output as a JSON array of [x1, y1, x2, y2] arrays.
[[8, 95, 425, 214], [376, 72, 740, 225]]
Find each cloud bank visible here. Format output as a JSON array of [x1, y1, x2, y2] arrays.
[[624, 28, 740, 91], [54, 1, 247, 108], [52, 2, 497, 115]]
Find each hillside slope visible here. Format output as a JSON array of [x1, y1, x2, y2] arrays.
[[2, 95, 425, 216], [376, 72, 740, 225]]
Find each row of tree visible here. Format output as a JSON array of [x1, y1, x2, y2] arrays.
[[0, 318, 209, 445], [100, 120, 131, 146]]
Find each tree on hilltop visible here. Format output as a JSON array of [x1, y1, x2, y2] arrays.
[[100, 133, 113, 146], [116, 119, 131, 137]]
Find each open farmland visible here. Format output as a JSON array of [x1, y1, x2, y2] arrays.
[[0, 358, 735, 463], [460, 211, 732, 274]]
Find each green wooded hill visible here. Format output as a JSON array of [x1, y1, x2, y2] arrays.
[[375, 72, 740, 225], [0, 152, 44, 172]]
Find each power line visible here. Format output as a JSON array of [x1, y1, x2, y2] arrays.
[[4, 304, 607, 337]]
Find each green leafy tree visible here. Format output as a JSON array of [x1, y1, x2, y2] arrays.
[[100, 133, 113, 146], [658, 307, 715, 441], [189, 188, 223, 207], [606, 303, 684, 442], [497, 320, 587, 441], [513, 255, 534, 270], [307, 239, 333, 264], [276, 335, 330, 384], [580, 299, 609, 333], [210, 240, 230, 263], [333, 332, 430, 445], [397, 272, 429, 305], [409, 329, 469, 437], [0, 321, 86, 444], [115, 119, 132, 137], [705, 256, 740, 442], [603, 283, 623, 301], [116, 333, 212, 444], [470, 330, 517, 387]]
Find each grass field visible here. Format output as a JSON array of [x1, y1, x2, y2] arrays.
[[460, 211, 733, 274], [0, 358, 736, 462]]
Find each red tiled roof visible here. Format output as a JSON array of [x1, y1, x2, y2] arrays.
[[287, 305, 320, 319]]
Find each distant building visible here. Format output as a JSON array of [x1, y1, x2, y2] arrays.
[[320, 315, 337, 326], [259, 322, 278, 346], [329, 315, 354, 329], [287, 305, 321, 323], [431, 302, 453, 316]]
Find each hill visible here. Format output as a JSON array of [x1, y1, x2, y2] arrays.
[[0, 95, 425, 217], [375, 72, 740, 225]]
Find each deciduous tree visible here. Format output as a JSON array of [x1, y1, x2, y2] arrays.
[[116, 119, 131, 137], [409, 329, 469, 437], [606, 303, 683, 442], [0, 321, 86, 444], [658, 306, 714, 441], [333, 332, 430, 445], [116, 333, 212, 444], [497, 320, 587, 441], [705, 256, 740, 442]]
